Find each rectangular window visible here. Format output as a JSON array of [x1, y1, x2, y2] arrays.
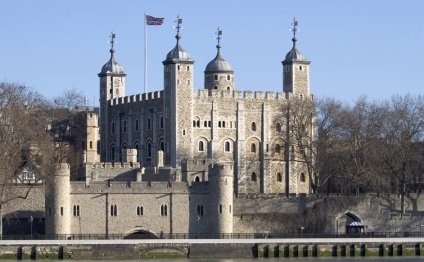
[[123, 121, 127, 132], [148, 118, 151, 130], [89, 141, 93, 149], [60, 207, 63, 216], [219, 204, 222, 214], [160, 117, 164, 129], [112, 122, 115, 134], [135, 119, 139, 131]]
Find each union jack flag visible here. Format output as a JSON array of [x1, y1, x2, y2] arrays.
[[146, 15, 164, 26]]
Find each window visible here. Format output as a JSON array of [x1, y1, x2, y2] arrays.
[[110, 205, 117, 216], [225, 141, 231, 152], [183, 129, 186, 135], [147, 118, 151, 130], [285, 65, 289, 72], [227, 75, 230, 80], [135, 144, 140, 162], [199, 141, 204, 152], [299, 65, 303, 71], [161, 205, 168, 216], [160, 141, 165, 151], [160, 116, 164, 129], [208, 121, 211, 127], [177, 79, 180, 85], [187, 80, 190, 85], [214, 86, 218, 89], [135, 119, 139, 131], [204, 121, 208, 127], [218, 121, 221, 128], [177, 65, 180, 70], [82, 140, 85, 149], [214, 75, 218, 80], [112, 122, 115, 134], [227, 86, 230, 90], [110, 146, 116, 161], [73, 205, 80, 216], [276, 123, 281, 132], [219, 204, 222, 214], [187, 66, 190, 71], [277, 172, 282, 182], [147, 142, 152, 157], [222, 121, 226, 128], [123, 121, 127, 132], [251, 143, 256, 153], [230, 121, 232, 128], [89, 141, 93, 149], [60, 207, 63, 216], [300, 173, 306, 182], [251, 122, 257, 131], [197, 205, 204, 217], [251, 172, 257, 182], [137, 206, 144, 216], [275, 144, 281, 154], [195, 176, 200, 182], [197, 120, 200, 127], [229, 205, 232, 214], [193, 120, 196, 127]]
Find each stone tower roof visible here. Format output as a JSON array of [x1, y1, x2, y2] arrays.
[[205, 47, 233, 73], [99, 32, 125, 75], [164, 17, 192, 63]]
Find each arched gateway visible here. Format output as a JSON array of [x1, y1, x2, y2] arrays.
[[123, 228, 159, 239]]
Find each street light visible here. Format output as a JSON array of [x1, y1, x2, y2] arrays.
[[29, 216, 33, 239]]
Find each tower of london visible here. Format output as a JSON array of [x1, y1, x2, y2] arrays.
[[44, 18, 314, 237]]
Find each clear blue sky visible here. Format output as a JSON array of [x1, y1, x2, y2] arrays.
[[1, 0, 423, 105]]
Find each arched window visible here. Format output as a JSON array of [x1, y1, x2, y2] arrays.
[[187, 65, 190, 71], [225, 141, 230, 152], [204, 121, 208, 127], [160, 116, 164, 129], [299, 65, 303, 71], [214, 86, 218, 89], [251, 122, 257, 131], [177, 65, 180, 70], [198, 141, 204, 152], [251, 143, 256, 153], [195, 176, 200, 182], [251, 172, 257, 182], [277, 172, 282, 182], [193, 120, 196, 127], [147, 142, 152, 157], [227, 86, 230, 90], [160, 141, 165, 151], [197, 120, 200, 127], [111, 122, 115, 134], [227, 75, 230, 80], [275, 144, 281, 154], [276, 123, 281, 132], [214, 75, 218, 80], [147, 118, 151, 130], [135, 119, 139, 131], [300, 173, 306, 182]]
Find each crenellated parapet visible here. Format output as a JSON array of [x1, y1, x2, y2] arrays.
[[196, 89, 288, 101], [109, 90, 164, 106], [70, 180, 188, 194]]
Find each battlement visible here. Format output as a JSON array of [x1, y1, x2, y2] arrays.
[[90, 162, 141, 170], [109, 90, 164, 106], [196, 89, 288, 101], [71, 180, 188, 193]]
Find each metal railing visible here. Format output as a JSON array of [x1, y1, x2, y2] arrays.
[[1, 231, 424, 240]]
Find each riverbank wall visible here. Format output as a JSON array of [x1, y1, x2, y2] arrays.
[[0, 238, 423, 259]]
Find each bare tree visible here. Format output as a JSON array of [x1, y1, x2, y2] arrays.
[[53, 88, 84, 109], [0, 82, 54, 236]]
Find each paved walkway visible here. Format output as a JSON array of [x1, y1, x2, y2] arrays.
[[0, 238, 423, 245]]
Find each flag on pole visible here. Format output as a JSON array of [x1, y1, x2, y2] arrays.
[[146, 15, 164, 25]]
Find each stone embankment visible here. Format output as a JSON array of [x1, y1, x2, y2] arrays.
[[0, 238, 423, 259]]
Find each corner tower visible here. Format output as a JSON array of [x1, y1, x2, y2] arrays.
[[282, 18, 310, 95], [163, 16, 194, 168], [205, 28, 234, 91], [98, 32, 126, 161]]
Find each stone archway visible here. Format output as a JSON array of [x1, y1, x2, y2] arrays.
[[123, 228, 159, 239], [336, 212, 364, 235]]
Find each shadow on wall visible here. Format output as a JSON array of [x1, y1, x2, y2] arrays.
[[3, 211, 45, 235]]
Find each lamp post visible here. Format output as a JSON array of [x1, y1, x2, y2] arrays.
[[29, 216, 33, 239]]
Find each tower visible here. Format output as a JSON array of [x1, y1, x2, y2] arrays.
[[98, 32, 126, 161], [45, 163, 71, 236], [204, 28, 234, 92], [209, 162, 234, 236], [163, 16, 194, 168], [282, 18, 310, 95]]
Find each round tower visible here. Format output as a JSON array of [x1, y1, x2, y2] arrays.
[[45, 163, 71, 236], [98, 32, 126, 162], [204, 28, 234, 92], [209, 162, 234, 236], [282, 18, 310, 95]]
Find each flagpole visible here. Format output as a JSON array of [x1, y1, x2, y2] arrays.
[[144, 12, 147, 94]]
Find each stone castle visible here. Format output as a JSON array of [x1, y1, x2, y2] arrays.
[[44, 18, 314, 237]]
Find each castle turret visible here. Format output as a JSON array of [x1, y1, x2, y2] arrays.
[[99, 32, 126, 161], [209, 162, 234, 236], [45, 163, 71, 236], [204, 28, 234, 92], [163, 16, 194, 168], [282, 18, 310, 95]]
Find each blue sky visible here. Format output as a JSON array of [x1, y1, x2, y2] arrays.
[[1, 0, 423, 105]]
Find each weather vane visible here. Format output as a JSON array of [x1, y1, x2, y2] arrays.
[[290, 18, 298, 47], [109, 31, 116, 50], [174, 15, 183, 38], [216, 27, 222, 49]]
